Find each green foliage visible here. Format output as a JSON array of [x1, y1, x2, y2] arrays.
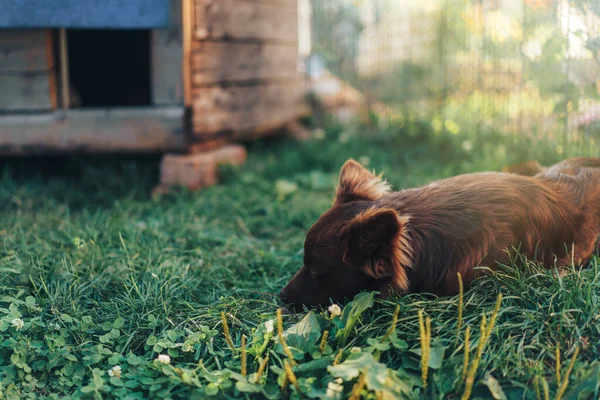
[[335, 292, 375, 346], [0, 119, 600, 398], [311, 0, 600, 141]]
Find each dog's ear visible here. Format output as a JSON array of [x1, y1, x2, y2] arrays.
[[340, 208, 411, 291], [334, 160, 391, 206]]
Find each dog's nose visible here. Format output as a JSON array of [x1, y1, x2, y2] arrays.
[[279, 290, 290, 303]]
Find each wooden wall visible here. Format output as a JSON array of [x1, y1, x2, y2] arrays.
[[0, 30, 56, 111], [191, 0, 304, 141], [0, 0, 306, 154]]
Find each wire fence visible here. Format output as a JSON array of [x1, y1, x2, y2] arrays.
[[309, 0, 600, 144]]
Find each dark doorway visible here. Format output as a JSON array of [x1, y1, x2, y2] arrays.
[[67, 29, 151, 107]]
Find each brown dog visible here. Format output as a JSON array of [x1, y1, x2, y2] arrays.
[[279, 157, 600, 310]]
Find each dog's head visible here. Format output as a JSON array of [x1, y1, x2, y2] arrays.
[[279, 160, 412, 310]]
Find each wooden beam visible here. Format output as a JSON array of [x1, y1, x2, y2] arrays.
[[0, 107, 187, 155], [46, 30, 58, 110], [58, 28, 70, 110], [191, 41, 298, 85], [182, 0, 194, 107]]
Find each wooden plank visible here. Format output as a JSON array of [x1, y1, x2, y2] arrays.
[[0, 30, 48, 72], [0, 73, 51, 111], [152, 0, 184, 105], [239, 0, 297, 8], [191, 82, 304, 136], [0, 107, 187, 155], [192, 41, 298, 85], [195, 0, 298, 43], [45, 30, 58, 110], [58, 29, 70, 110], [182, 0, 194, 107]]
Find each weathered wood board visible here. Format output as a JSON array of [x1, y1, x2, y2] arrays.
[[192, 41, 298, 85], [242, 0, 297, 8], [151, 0, 183, 105], [191, 82, 304, 136], [191, 0, 303, 139], [0, 73, 51, 111], [0, 30, 48, 72], [195, 0, 298, 43], [0, 107, 186, 154]]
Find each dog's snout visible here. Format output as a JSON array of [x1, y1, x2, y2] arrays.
[[279, 287, 293, 304], [278, 290, 288, 302]]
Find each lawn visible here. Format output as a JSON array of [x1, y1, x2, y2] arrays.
[[1, 119, 599, 399]]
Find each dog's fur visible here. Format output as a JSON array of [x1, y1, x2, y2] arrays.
[[280, 157, 600, 310]]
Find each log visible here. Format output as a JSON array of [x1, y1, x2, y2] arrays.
[[0, 107, 186, 155]]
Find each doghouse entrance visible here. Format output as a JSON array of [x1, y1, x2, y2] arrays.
[[67, 30, 151, 107]]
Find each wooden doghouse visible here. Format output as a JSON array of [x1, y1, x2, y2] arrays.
[[0, 0, 307, 189]]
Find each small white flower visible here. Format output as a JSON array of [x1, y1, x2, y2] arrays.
[[326, 379, 344, 399], [328, 304, 342, 318], [264, 319, 274, 334], [157, 354, 171, 364], [11, 318, 24, 331], [108, 365, 122, 378]]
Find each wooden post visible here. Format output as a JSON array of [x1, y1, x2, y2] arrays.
[[59, 28, 70, 110], [45, 30, 58, 110], [182, 0, 193, 108]]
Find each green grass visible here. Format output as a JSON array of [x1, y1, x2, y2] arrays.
[[1, 119, 599, 399]]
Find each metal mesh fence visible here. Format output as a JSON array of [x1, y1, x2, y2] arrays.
[[308, 0, 600, 144]]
